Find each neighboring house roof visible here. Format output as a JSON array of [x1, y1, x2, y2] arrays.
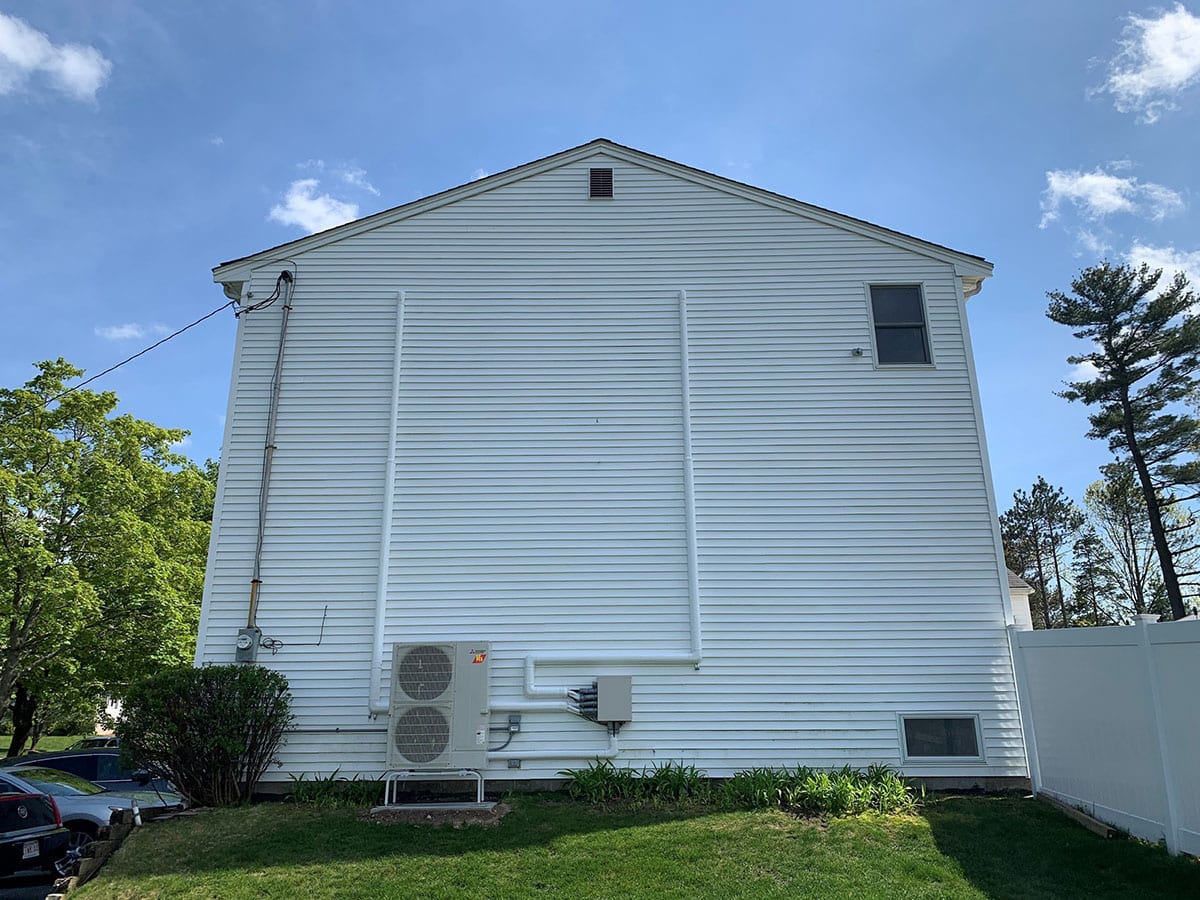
[[1007, 570, 1034, 594], [213, 138, 993, 290]]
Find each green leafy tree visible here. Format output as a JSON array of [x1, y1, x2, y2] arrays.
[[1069, 526, 1119, 625], [1047, 263, 1200, 620], [0, 360, 214, 747], [1083, 464, 1160, 619], [1001, 477, 1084, 628]]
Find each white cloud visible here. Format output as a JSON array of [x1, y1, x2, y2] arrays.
[[1103, 3, 1200, 122], [338, 165, 379, 195], [1076, 228, 1113, 256], [150, 322, 172, 336], [1039, 165, 1184, 227], [209, 135, 224, 147], [471, 168, 489, 181], [1127, 242, 1200, 286], [1069, 359, 1102, 382], [95, 323, 145, 340], [169, 435, 192, 451], [0, 13, 112, 101], [269, 179, 358, 234]]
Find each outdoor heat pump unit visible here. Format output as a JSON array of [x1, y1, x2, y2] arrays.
[[386, 642, 491, 770]]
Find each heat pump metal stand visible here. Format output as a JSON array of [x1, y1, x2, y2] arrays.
[[382, 768, 486, 805]]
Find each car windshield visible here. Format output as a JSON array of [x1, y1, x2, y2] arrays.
[[67, 738, 112, 750], [13, 766, 106, 796]]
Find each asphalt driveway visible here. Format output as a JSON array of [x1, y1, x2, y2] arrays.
[[0, 869, 54, 900]]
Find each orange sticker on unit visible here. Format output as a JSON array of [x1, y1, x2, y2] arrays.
[[472, 653, 487, 664]]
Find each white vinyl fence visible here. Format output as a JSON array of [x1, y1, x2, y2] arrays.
[[1010, 616, 1200, 856]]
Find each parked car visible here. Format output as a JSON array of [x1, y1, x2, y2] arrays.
[[0, 749, 171, 793], [4, 766, 185, 873], [0, 771, 69, 876], [64, 736, 119, 751]]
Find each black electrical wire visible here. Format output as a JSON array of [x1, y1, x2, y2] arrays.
[[0, 299, 238, 427], [235, 270, 291, 318], [2, 267, 296, 429], [487, 733, 515, 753], [259, 604, 328, 655]]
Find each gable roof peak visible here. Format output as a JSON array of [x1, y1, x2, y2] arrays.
[[214, 139, 992, 283]]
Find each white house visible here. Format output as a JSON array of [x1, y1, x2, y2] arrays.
[[196, 139, 1026, 786]]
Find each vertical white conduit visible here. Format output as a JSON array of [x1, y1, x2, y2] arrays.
[[678, 289, 703, 662], [369, 291, 406, 717]]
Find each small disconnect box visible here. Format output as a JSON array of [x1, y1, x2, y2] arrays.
[[596, 675, 633, 724]]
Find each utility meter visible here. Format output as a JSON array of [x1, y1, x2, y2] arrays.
[[235, 627, 261, 663]]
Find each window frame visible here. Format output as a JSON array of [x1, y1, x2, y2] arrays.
[[865, 282, 934, 367], [897, 713, 986, 765]]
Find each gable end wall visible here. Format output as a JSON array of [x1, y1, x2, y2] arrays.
[[198, 153, 1025, 780]]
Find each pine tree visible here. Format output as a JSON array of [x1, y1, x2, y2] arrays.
[[1047, 262, 1200, 620]]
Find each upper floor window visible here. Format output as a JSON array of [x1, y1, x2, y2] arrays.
[[870, 284, 930, 365]]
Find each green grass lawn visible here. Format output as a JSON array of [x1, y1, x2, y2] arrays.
[[74, 795, 1197, 900], [29, 733, 92, 753]]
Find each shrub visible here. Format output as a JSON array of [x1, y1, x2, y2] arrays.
[[728, 764, 920, 816], [564, 758, 921, 817], [561, 760, 706, 805], [642, 761, 710, 802], [561, 759, 641, 803], [117, 664, 293, 806], [288, 770, 385, 807]]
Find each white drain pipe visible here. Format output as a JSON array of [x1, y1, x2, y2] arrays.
[[368, 292, 405, 717]]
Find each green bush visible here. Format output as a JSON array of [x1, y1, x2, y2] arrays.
[[116, 664, 293, 806], [728, 763, 920, 815], [288, 770, 385, 807], [563, 759, 920, 816]]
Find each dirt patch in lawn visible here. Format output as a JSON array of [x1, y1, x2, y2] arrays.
[[363, 801, 512, 828]]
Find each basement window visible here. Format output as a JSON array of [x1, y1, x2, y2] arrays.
[[589, 167, 614, 198], [869, 284, 931, 365], [901, 716, 982, 760]]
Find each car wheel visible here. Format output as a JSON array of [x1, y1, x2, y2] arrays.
[[54, 823, 97, 877]]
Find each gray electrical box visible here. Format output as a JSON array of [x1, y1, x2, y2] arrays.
[[596, 675, 633, 723], [235, 627, 261, 663]]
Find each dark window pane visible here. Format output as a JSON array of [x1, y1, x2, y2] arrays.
[[904, 718, 979, 757], [871, 286, 924, 324], [45, 755, 98, 780], [96, 755, 126, 781], [875, 327, 929, 364], [0, 778, 23, 796]]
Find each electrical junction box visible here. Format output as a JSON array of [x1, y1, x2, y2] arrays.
[[596, 675, 633, 723]]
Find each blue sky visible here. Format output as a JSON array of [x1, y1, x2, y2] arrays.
[[3, 1, 1199, 510]]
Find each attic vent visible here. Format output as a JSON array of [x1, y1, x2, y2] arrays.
[[589, 167, 614, 198]]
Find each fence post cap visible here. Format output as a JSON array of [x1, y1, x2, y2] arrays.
[[1136, 614, 1160, 623]]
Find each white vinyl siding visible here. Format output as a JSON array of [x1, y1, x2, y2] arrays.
[[197, 151, 1024, 781]]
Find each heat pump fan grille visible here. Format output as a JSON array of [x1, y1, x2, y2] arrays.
[[392, 706, 451, 763], [396, 645, 454, 701]]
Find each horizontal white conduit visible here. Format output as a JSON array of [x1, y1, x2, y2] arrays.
[[488, 731, 619, 762]]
